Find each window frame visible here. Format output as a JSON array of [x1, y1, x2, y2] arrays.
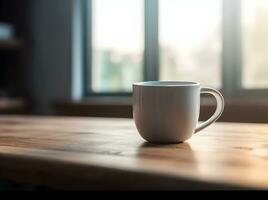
[[83, 0, 268, 99]]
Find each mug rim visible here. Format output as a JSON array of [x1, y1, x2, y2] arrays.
[[133, 81, 200, 87]]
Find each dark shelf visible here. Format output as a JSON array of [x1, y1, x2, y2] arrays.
[[0, 38, 23, 50], [0, 98, 26, 112]]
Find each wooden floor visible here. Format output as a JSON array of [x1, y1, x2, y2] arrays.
[[0, 116, 268, 190]]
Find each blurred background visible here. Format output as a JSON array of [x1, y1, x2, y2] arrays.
[[1, 0, 268, 123]]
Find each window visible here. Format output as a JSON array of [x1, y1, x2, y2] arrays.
[[159, 0, 221, 88], [242, 0, 268, 89], [84, 0, 268, 98], [91, 0, 144, 93]]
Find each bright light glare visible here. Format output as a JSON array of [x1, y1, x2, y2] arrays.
[[160, 0, 222, 88]]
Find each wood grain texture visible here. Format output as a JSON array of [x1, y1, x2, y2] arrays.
[[0, 116, 268, 190]]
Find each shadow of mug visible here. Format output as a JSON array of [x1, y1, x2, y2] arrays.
[[137, 142, 197, 165]]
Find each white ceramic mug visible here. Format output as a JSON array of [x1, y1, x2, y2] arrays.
[[133, 81, 224, 144]]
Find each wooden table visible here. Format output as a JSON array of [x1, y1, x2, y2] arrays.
[[0, 116, 268, 190]]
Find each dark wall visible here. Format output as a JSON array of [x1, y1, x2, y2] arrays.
[[28, 0, 73, 114], [0, 0, 83, 114], [0, 0, 74, 114], [0, 0, 30, 38], [0, 0, 30, 99]]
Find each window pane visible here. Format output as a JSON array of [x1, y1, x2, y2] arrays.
[[91, 0, 144, 92], [242, 0, 268, 89], [159, 0, 222, 88]]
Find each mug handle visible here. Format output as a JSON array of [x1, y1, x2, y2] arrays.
[[195, 87, 225, 133]]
